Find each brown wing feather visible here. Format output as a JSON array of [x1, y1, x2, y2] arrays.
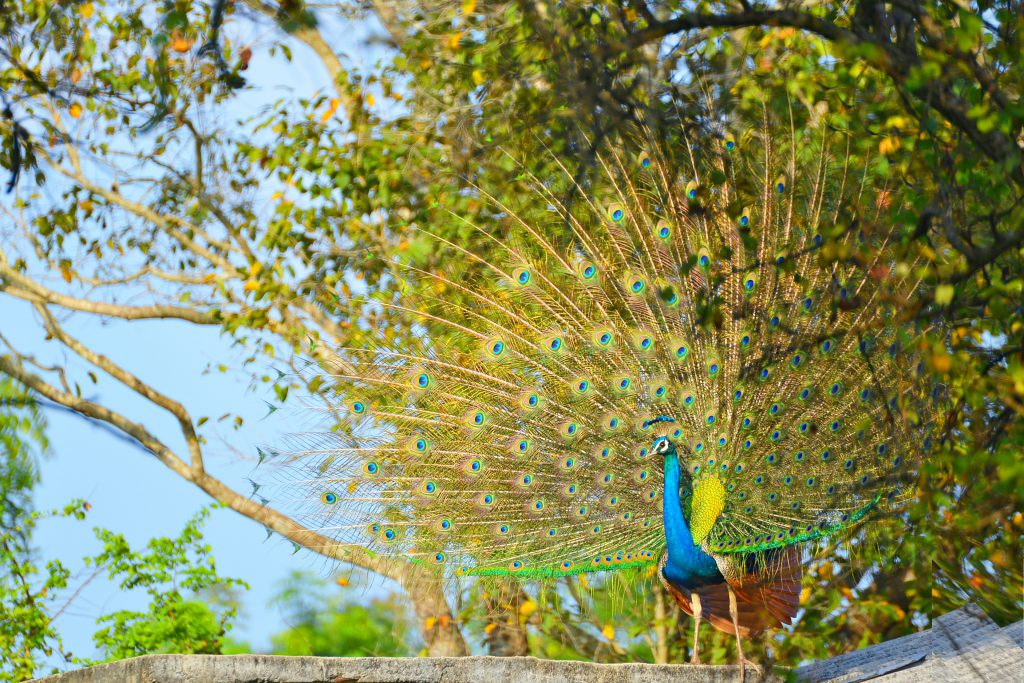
[[658, 547, 802, 637]]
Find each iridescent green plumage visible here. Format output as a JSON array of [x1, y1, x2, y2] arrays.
[[267, 110, 940, 584]]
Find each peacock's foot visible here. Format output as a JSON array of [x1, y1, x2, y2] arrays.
[[737, 657, 763, 680], [690, 654, 701, 665]]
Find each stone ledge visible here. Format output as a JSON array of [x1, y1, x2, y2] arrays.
[[30, 655, 774, 683]]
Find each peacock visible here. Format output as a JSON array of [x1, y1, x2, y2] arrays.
[[267, 107, 939, 674]]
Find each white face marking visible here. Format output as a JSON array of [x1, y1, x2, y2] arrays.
[[654, 438, 670, 454]]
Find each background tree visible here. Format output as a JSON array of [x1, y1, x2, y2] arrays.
[[0, 0, 1019, 664]]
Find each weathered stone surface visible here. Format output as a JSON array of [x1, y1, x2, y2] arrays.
[[795, 604, 1024, 683], [30, 655, 775, 683], [30, 606, 1022, 683]]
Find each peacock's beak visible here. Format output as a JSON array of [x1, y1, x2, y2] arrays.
[[689, 476, 726, 546]]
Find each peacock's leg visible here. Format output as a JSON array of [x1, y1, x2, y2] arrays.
[[727, 585, 746, 683], [690, 592, 702, 665]]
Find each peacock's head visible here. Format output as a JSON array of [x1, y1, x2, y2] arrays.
[[644, 416, 678, 461], [651, 435, 676, 458]]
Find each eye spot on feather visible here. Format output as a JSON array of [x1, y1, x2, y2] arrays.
[[364, 461, 379, 475], [484, 339, 505, 357], [437, 519, 452, 532], [432, 552, 446, 564], [416, 373, 431, 388], [381, 528, 396, 541], [686, 180, 698, 199], [510, 560, 524, 570], [578, 262, 598, 281], [513, 267, 531, 285], [351, 401, 365, 414], [321, 491, 337, 505], [656, 220, 671, 239]]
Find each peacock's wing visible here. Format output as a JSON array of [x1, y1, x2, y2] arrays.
[[268, 113, 937, 579]]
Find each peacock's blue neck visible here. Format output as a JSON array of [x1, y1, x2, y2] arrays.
[[662, 450, 723, 588]]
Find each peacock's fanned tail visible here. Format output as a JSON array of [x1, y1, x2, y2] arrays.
[[267, 114, 941, 581]]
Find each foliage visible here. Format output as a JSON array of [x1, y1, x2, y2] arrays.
[[85, 506, 249, 661], [0, 503, 246, 681], [0, 501, 82, 683], [0, 0, 1019, 664], [268, 571, 416, 657]]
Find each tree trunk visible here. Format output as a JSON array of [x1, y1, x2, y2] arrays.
[[404, 570, 469, 656]]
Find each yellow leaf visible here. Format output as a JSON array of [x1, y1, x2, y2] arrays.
[[471, 69, 485, 86], [518, 599, 537, 617], [931, 587, 942, 598], [447, 32, 462, 50], [243, 279, 259, 292], [934, 284, 955, 305], [60, 264, 72, 283], [271, 191, 284, 201], [80, 2, 94, 18], [799, 587, 812, 605], [840, 587, 854, 600], [329, 98, 340, 111], [424, 616, 437, 629], [484, 623, 497, 635], [320, 110, 333, 124], [365, 93, 375, 106], [461, 0, 477, 14], [878, 136, 901, 156], [579, 575, 589, 588], [624, 7, 637, 21], [930, 351, 952, 374], [71, 68, 82, 84], [69, 103, 83, 119], [336, 576, 350, 587], [602, 624, 615, 641], [248, 262, 262, 277]]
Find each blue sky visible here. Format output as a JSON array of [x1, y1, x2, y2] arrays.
[[5, 7, 409, 665]]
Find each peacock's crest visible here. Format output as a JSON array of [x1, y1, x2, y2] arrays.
[[265, 112, 942, 583]]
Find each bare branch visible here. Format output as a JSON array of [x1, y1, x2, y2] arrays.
[[0, 255, 222, 324]]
